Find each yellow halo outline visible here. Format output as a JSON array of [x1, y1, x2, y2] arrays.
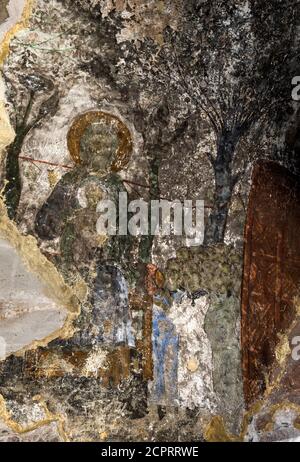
[[67, 111, 133, 172]]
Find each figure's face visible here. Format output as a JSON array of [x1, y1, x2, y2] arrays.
[[80, 122, 119, 173]]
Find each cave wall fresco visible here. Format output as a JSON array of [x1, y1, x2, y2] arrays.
[[0, 0, 298, 442]]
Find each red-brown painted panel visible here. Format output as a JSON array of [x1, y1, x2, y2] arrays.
[[241, 161, 300, 406]]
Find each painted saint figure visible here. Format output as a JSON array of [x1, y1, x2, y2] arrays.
[[34, 111, 135, 355], [35, 111, 133, 278]]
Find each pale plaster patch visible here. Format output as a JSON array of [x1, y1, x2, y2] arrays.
[[0, 1, 27, 43], [0, 238, 63, 317], [169, 295, 216, 411], [0, 197, 86, 358], [0, 308, 67, 357]]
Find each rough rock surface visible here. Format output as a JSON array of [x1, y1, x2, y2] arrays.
[[0, 0, 299, 442]]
